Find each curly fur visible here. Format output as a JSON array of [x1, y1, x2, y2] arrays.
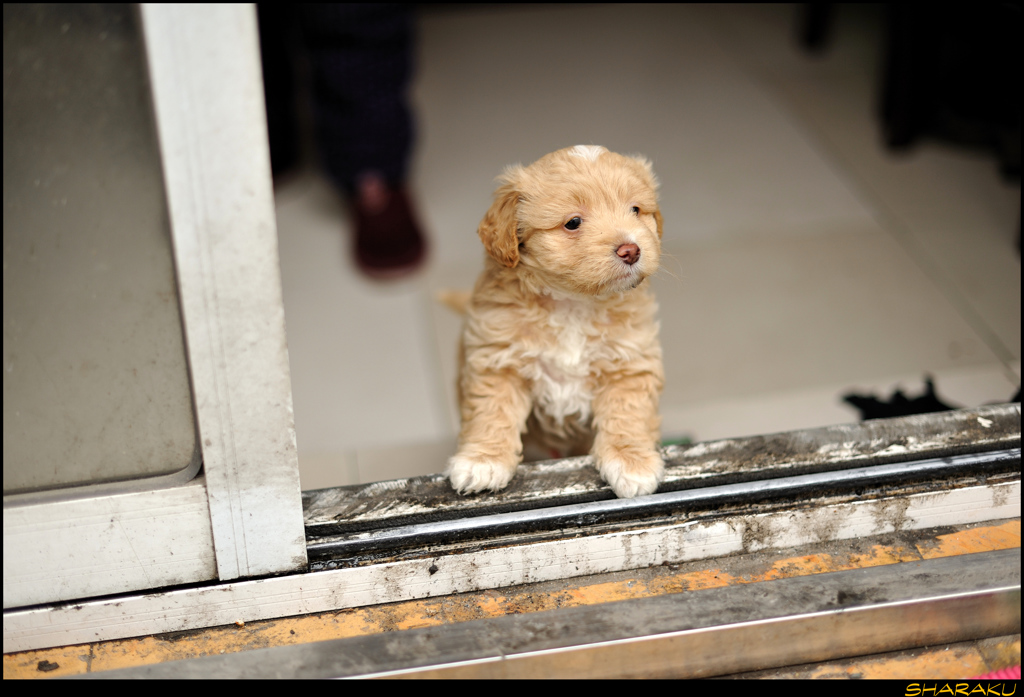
[[446, 145, 665, 498]]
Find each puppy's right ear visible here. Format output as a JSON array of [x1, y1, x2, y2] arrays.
[[478, 168, 522, 268]]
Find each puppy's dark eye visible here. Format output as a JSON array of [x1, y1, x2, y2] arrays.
[[564, 216, 582, 231], [631, 206, 641, 216]]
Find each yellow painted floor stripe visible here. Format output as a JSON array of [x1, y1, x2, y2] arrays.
[[4, 519, 1020, 679], [917, 519, 1021, 559]]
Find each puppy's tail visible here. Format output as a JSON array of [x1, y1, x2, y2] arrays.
[[435, 289, 471, 315]]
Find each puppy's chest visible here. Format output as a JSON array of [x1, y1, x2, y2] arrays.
[[522, 302, 608, 423]]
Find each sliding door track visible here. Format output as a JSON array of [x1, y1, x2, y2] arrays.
[[308, 447, 1019, 562]]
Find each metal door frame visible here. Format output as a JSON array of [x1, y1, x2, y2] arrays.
[[3, 4, 306, 610]]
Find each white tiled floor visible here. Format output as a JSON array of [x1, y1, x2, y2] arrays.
[[273, 5, 1021, 491]]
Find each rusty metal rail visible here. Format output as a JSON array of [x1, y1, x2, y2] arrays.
[[303, 405, 1021, 537], [307, 447, 1020, 561], [74, 548, 1021, 679]]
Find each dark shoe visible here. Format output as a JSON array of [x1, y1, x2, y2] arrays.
[[351, 187, 427, 279]]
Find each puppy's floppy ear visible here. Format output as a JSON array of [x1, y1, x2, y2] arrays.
[[631, 155, 663, 239], [478, 167, 522, 268]]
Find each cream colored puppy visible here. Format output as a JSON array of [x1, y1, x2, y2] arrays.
[[446, 145, 665, 499]]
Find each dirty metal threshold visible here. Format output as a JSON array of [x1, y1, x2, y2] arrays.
[[7, 407, 1018, 654], [307, 447, 1020, 564], [77, 548, 1021, 679], [302, 406, 1021, 541]]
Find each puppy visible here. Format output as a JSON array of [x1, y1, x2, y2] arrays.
[[446, 145, 665, 499]]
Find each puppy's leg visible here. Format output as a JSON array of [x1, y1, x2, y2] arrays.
[[591, 373, 664, 498], [447, 370, 532, 494]]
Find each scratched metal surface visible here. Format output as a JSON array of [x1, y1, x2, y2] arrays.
[[304, 449, 1020, 563], [303, 405, 1021, 536], [74, 549, 1022, 679]]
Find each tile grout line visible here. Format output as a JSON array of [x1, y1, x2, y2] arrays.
[[757, 76, 1019, 379]]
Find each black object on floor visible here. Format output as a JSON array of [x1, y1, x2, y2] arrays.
[[842, 376, 959, 421]]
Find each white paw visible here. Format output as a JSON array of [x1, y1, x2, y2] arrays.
[[445, 455, 516, 494], [599, 453, 664, 498]]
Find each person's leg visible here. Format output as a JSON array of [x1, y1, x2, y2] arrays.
[[257, 4, 300, 178], [299, 4, 425, 277]]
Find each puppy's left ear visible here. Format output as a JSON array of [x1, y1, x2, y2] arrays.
[[631, 155, 663, 239], [478, 167, 523, 268]]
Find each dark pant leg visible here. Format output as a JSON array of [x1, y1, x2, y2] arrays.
[[257, 4, 300, 177], [298, 4, 415, 193]]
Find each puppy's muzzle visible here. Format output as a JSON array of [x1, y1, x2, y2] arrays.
[[616, 243, 640, 266]]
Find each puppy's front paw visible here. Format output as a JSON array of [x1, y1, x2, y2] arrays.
[[597, 449, 664, 498], [446, 455, 517, 494]]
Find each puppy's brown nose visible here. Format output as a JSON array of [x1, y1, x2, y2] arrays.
[[616, 243, 640, 265]]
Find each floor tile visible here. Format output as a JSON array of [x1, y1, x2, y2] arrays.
[[767, 72, 1021, 362], [661, 362, 1018, 444], [655, 221, 1007, 409], [274, 174, 449, 467]]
